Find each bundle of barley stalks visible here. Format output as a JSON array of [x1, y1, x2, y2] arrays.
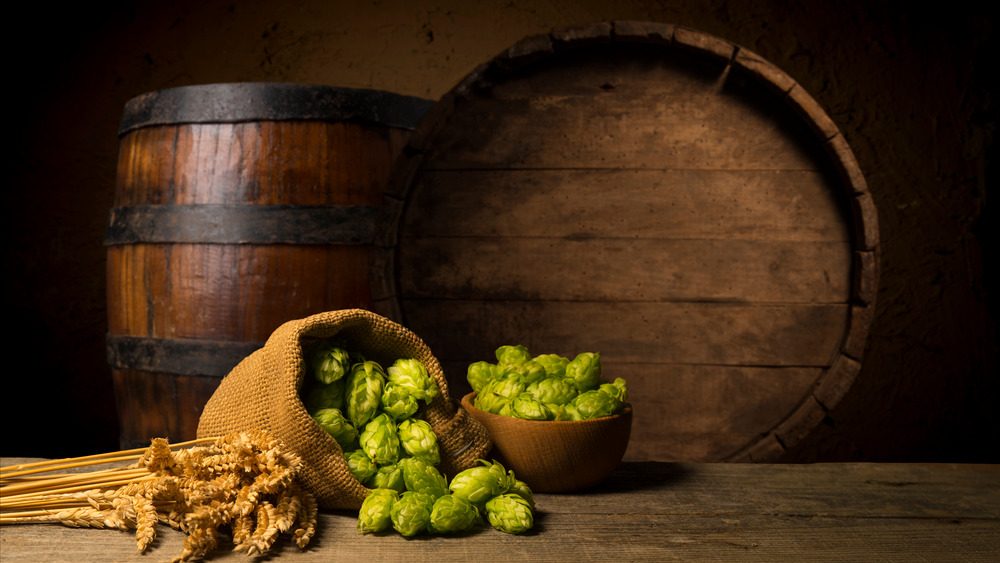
[[0, 430, 318, 562]]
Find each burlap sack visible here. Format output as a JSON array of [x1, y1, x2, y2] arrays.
[[196, 309, 492, 510]]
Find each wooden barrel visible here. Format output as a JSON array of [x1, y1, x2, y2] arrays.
[[106, 82, 433, 449], [373, 22, 879, 462]]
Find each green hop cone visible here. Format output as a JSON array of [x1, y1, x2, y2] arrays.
[[359, 413, 401, 465], [495, 345, 530, 365], [554, 402, 584, 421], [527, 377, 578, 406], [533, 353, 570, 377], [397, 418, 441, 466], [311, 342, 352, 384], [466, 361, 501, 395], [370, 463, 405, 492], [381, 383, 419, 421], [573, 389, 620, 419], [508, 478, 535, 510], [398, 457, 449, 499], [498, 401, 517, 418], [489, 372, 527, 398], [428, 495, 479, 534], [357, 488, 398, 534], [387, 359, 440, 403], [510, 393, 553, 420], [565, 351, 602, 392], [475, 374, 525, 414], [448, 459, 510, 506], [302, 380, 346, 413], [346, 448, 377, 484], [485, 493, 534, 534], [390, 491, 435, 537], [474, 391, 512, 415], [346, 360, 387, 429], [599, 377, 629, 405], [311, 408, 357, 451], [503, 360, 547, 384]]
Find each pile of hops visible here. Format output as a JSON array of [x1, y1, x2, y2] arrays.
[[358, 458, 535, 536], [469, 345, 629, 420], [301, 340, 535, 536]]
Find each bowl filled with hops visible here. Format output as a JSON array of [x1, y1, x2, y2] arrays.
[[460, 345, 633, 493]]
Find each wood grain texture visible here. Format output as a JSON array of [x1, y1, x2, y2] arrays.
[[3, 461, 995, 562], [407, 301, 848, 365], [115, 121, 407, 206], [403, 169, 850, 241], [399, 237, 851, 303], [110, 369, 218, 448], [378, 22, 879, 462], [107, 89, 416, 448]]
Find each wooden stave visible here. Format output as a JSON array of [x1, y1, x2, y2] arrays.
[[107, 83, 431, 449]]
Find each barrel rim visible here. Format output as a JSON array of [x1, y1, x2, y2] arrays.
[[118, 82, 436, 136], [373, 20, 880, 462]]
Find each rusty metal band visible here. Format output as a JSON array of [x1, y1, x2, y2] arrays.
[[118, 82, 435, 135], [105, 334, 264, 378], [103, 204, 376, 245]]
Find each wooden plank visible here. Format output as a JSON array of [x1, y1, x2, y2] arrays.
[[814, 354, 862, 410], [159, 244, 372, 342], [850, 191, 880, 250], [403, 169, 850, 242], [619, 364, 819, 461], [774, 394, 827, 450], [612, 20, 675, 46], [550, 21, 613, 50], [488, 40, 726, 99], [398, 236, 851, 304], [844, 303, 876, 361], [852, 250, 877, 305], [5, 460, 995, 518], [160, 122, 404, 206], [402, 300, 848, 367], [3, 513, 996, 562], [496, 33, 554, 72], [732, 48, 797, 96], [4, 462, 996, 562], [424, 84, 825, 171], [582, 463, 1000, 518], [673, 25, 736, 62]]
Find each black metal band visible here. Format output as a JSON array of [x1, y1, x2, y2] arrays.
[[106, 334, 264, 377], [103, 204, 376, 245], [119, 82, 435, 135]]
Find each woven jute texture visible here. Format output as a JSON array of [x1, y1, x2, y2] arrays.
[[196, 309, 493, 510]]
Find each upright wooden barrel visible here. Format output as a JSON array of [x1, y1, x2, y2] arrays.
[[373, 23, 879, 462], [106, 82, 433, 449]]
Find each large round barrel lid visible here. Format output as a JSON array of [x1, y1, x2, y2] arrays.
[[373, 21, 879, 462]]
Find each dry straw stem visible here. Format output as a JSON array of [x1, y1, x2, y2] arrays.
[[1, 430, 318, 562]]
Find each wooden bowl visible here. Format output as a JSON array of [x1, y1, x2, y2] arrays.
[[460, 393, 632, 493]]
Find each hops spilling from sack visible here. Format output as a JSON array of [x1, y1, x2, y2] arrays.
[[359, 458, 534, 536], [301, 341, 535, 535], [0, 430, 317, 562]]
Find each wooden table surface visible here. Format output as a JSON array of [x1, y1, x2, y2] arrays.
[[2, 460, 997, 562]]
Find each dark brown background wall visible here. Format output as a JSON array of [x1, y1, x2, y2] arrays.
[[4, 0, 995, 462]]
